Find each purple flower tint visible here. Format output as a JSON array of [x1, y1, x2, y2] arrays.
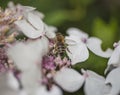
[[0, 48, 8, 72], [54, 55, 63, 66], [42, 56, 56, 70], [41, 77, 50, 86], [49, 39, 55, 49], [81, 38, 87, 43], [113, 42, 120, 48], [0, 63, 6, 72]]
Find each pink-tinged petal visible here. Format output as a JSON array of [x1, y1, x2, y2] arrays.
[[36, 85, 62, 95], [105, 67, 120, 95], [15, 20, 43, 39], [83, 70, 110, 95], [67, 42, 89, 64], [87, 37, 113, 58], [54, 68, 85, 92], [66, 27, 88, 39], [27, 12, 44, 30]]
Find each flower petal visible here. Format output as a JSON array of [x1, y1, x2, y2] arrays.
[[0, 72, 19, 95], [108, 45, 120, 67], [36, 85, 62, 95], [45, 24, 57, 38], [67, 42, 89, 64], [66, 27, 88, 39], [54, 68, 85, 92], [7, 38, 49, 95], [7, 42, 41, 95], [21, 70, 41, 95], [83, 70, 110, 95], [31, 11, 45, 19], [105, 45, 120, 73], [27, 12, 44, 30], [22, 6, 36, 12], [87, 37, 113, 58], [105, 67, 120, 95], [65, 35, 82, 45], [7, 72, 19, 90], [15, 20, 43, 39]]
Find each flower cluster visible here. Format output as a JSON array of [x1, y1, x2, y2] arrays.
[[0, 1, 120, 95]]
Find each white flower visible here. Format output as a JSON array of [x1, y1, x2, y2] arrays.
[[36, 85, 62, 95], [105, 67, 120, 95], [15, 12, 45, 39], [81, 69, 110, 95], [7, 37, 49, 95], [6, 36, 86, 95], [35, 67, 85, 94], [44, 24, 57, 39], [15, 11, 57, 39], [0, 72, 21, 95], [8, 1, 36, 16], [54, 68, 85, 92], [105, 41, 120, 73], [66, 27, 113, 64]]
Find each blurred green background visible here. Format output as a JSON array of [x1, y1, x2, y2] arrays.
[[0, 0, 120, 95]]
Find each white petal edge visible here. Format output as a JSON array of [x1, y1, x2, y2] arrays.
[[67, 42, 89, 64], [0, 72, 20, 95], [87, 37, 113, 58], [45, 24, 57, 38], [83, 70, 110, 95], [15, 20, 43, 39], [65, 35, 83, 45], [66, 27, 88, 39], [27, 12, 44, 30], [105, 67, 120, 95], [54, 68, 85, 92], [7, 72, 19, 90], [36, 85, 62, 95], [108, 45, 120, 66], [105, 45, 120, 73], [7, 38, 49, 95], [22, 6, 36, 12]]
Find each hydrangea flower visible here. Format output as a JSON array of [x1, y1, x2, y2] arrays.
[[6, 11, 86, 94], [1, 2, 119, 95], [0, 5, 21, 45], [104, 41, 120, 95], [14, 6, 57, 39], [105, 41, 120, 73], [105, 67, 120, 95], [6, 35, 86, 95], [81, 69, 110, 95], [65, 27, 113, 64]]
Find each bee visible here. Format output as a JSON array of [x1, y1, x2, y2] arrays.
[[52, 33, 67, 56]]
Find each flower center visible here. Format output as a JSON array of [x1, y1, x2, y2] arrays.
[[41, 33, 71, 90]]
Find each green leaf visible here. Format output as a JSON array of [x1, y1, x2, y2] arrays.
[[92, 18, 118, 49]]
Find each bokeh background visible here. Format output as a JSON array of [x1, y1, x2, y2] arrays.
[[0, 0, 120, 95]]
